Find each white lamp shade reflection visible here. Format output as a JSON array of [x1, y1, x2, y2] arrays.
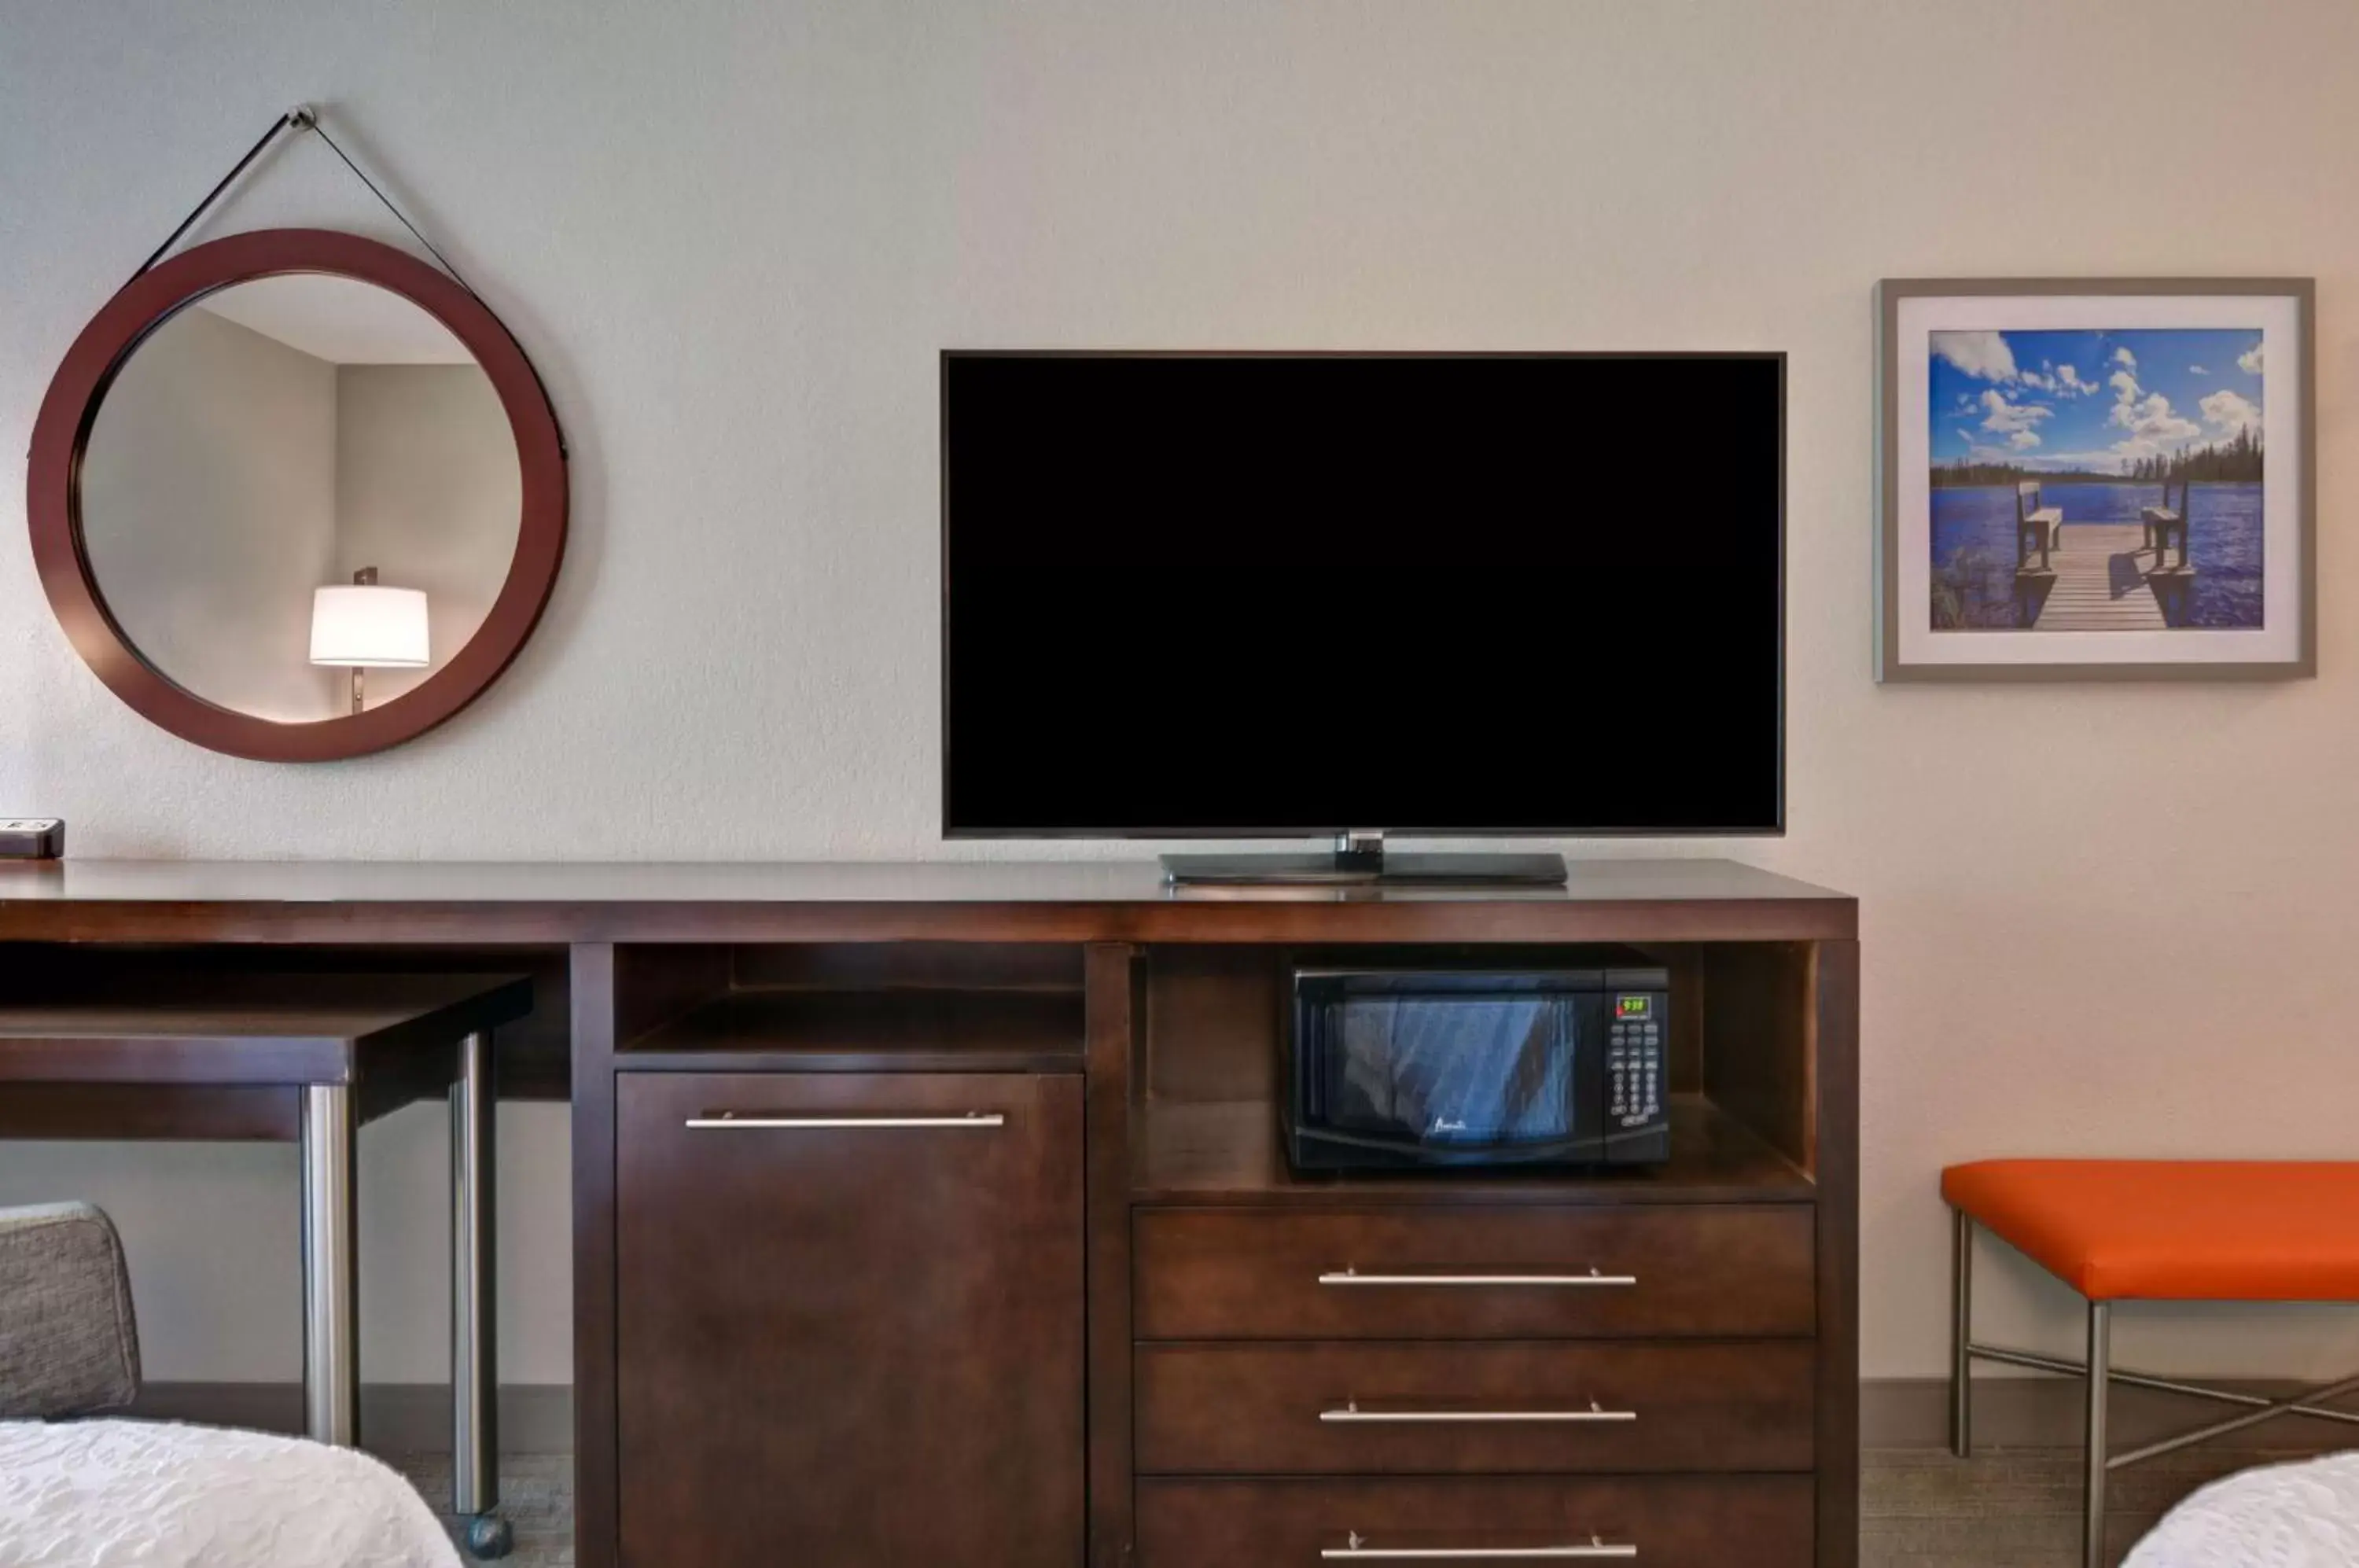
[[310, 584, 430, 668]]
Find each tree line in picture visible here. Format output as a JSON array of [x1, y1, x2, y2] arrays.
[[1930, 424, 2264, 489], [2119, 425, 2263, 483]]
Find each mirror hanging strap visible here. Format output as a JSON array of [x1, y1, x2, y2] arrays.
[[126, 104, 484, 304]]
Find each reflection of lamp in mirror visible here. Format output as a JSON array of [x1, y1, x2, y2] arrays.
[[310, 568, 429, 715]]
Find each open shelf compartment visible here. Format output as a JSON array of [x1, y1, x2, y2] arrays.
[[613, 942, 1087, 1073], [1127, 941, 1825, 1205]]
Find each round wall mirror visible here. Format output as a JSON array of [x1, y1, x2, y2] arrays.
[[28, 230, 566, 761]]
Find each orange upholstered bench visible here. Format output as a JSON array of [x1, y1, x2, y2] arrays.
[[1943, 1161, 2359, 1568]]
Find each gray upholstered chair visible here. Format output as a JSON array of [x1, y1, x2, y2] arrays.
[[0, 1202, 140, 1420]]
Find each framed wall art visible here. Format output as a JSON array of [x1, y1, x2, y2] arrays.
[[1876, 278, 2313, 680]]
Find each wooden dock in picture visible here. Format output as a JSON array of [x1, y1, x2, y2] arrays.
[[2019, 524, 2171, 631]]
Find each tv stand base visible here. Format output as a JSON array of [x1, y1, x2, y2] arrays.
[[1159, 847, 1568, 888]]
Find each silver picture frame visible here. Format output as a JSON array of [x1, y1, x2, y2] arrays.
[[1875, 277, 2314, 681]]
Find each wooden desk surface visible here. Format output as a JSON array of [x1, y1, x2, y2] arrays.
[[0, 858, 1853, 944]]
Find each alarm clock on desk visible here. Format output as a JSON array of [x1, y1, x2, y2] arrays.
[[0, 819, 64, 860]]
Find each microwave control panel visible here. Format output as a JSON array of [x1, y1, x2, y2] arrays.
[[1606, 992, 1665, 1128]]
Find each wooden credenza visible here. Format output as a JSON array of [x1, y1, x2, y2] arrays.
[[0, 858, 1856, 1568]]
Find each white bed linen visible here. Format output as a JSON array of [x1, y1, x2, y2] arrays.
[[0, 1419, 460, 1568], [2126, 1451, 2359, 1566]]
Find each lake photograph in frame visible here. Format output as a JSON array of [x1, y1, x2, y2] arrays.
[[1928, 326, 2263, 634], [1875, 280, 2313, 682]]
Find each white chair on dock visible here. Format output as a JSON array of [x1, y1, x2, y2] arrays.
[[2014, 480, 2062, 573]]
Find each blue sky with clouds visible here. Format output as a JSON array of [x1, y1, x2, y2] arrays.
[[1930, 328, 2264, 473]]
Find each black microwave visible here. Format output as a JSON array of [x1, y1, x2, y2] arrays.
[[1286, 960, 1671, 1171]]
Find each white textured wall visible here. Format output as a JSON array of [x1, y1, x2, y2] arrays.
[[4, 0, 2359, 1389]]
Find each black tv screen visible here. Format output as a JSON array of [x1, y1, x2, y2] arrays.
[[942, 352, 1783, 837]]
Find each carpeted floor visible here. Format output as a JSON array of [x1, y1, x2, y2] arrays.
[[392, 1445, 2323, 1567], [1863, 1445, 2324, 1566]]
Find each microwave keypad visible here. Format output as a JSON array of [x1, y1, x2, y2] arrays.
[[1608, 1014, 1662, 1126]]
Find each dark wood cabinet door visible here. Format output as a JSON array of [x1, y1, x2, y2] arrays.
[[617, 1071, 1085, 1567]]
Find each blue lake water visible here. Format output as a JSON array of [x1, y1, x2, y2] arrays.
[[1928, 482, 2263, 630]]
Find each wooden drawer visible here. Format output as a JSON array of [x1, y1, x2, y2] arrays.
[[1135, 1339, 1813, 1474], [1134, 1205, 1815, 1339], [1136, 1476, 1814, 1568]]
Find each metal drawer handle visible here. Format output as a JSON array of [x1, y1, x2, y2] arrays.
[[1323, 1533, 1635, 1560], [685, 1112, 1006, 1130], [1318, 1267, 1636, 1289], [1320, 1400, 1635, 1425]]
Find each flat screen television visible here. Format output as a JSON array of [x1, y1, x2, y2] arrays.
[[941, 352, 1783, 883]]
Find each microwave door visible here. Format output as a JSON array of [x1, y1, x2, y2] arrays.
[[1326, 994, 1577, 1153]]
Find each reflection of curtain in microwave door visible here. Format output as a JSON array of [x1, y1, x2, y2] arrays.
[[1335, 999, 1570, 1142]]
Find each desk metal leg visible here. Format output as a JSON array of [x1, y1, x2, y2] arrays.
[[300, 1083, 359, 1447], [451, 1030, 510, 1558]]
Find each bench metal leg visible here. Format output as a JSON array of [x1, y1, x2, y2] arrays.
[[1965, 1340, 2359, 1428], [300, 1083, 359, 1447], [2110, 1364, 2359, 1468], [1963, 1272, 2359, 1567], [451, 1029, 510, 1558], [2085, 1301, 2111, 1568], [1950, 1209, 1973, 1457]]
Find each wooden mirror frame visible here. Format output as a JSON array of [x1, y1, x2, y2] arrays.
[[28, 228, 568, 761]]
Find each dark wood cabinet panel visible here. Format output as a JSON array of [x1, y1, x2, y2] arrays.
[[1135, 1475, 1815, 1568], [1135, 1339, 1814, 1475], [1082, 946, 1140, 1568], [1811, 937, 1862, 1568], [1135, 1205, 1816, 1341], [616, 1071, 1085, 1567]]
